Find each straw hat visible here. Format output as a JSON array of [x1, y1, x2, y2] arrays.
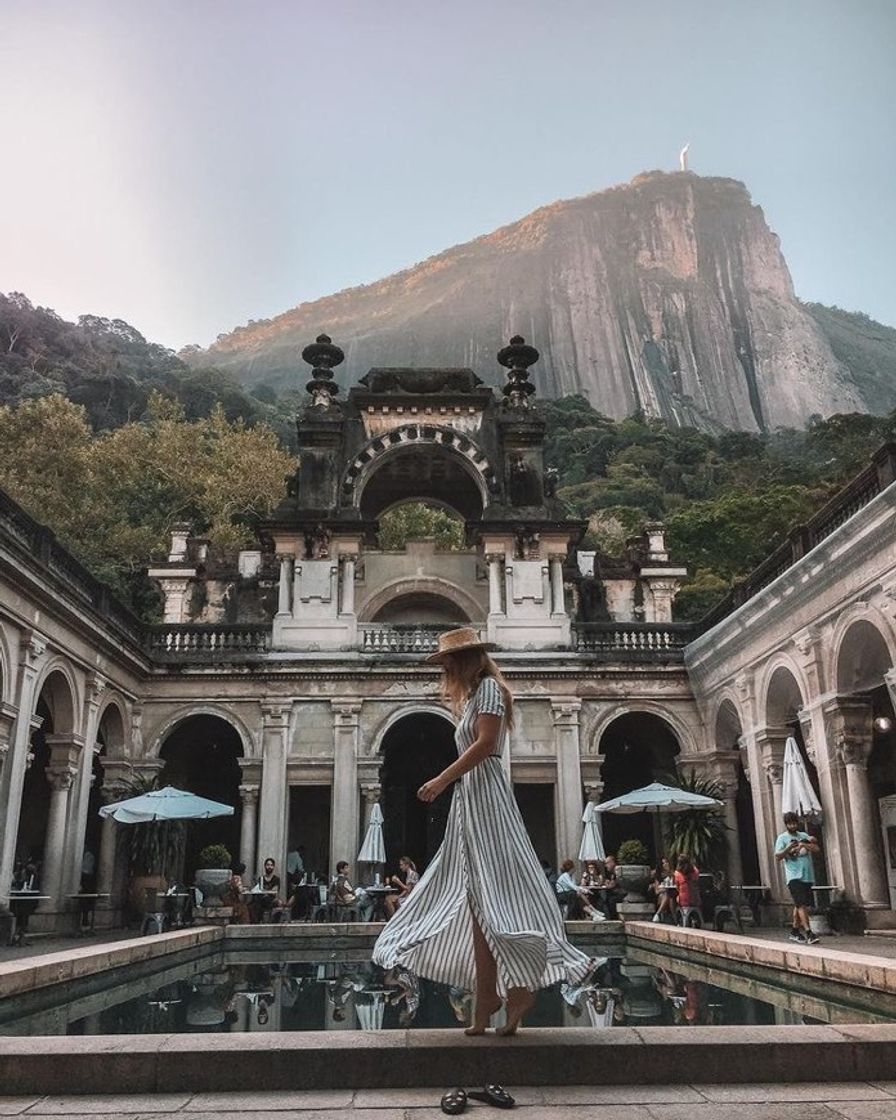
[[424, 627, 496, 664]]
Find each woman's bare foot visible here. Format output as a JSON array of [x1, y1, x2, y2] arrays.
[[497, 987, 535, 1036], [464, 994, 502, 1035]]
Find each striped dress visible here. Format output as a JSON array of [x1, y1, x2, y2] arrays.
[[372, 676, 593, 994]]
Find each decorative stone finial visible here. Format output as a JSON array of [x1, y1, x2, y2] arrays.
[[302, 333, 344, 408], [497, 335, 538, 408]]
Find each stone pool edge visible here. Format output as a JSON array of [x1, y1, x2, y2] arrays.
[[2, 1024, 896, 1092]]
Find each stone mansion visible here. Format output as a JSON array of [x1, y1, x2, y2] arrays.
[[1, 334, 895, 933]]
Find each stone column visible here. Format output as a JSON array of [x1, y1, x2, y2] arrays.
[[276, 555, 293, 616], [0, 633, 47, 906], [752, 729, 787, 898], [65, 675, 107, 896], [551, 700, 583, 866], [0, 702, 15, 786], [486, 553, 504, 616], [825, 695, 888, 908], [257, 704, 290, 878], [239, 784, 260, 879], [41, 739, 81, 912], [96, 785, 122, 909], [719, 774, 743, 888], [330, 701, 361, 876], [549, 555, 566, 616], [340, 555, 356, 616]]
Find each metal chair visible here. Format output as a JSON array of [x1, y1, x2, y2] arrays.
[[309, 883, 335, 922], [677, 906, 703, 928]]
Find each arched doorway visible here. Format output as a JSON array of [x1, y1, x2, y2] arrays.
[[380, 712, 457, 872], [598, 712, 681, 859], [159, 715, 243, 878], [16, 670, 77, 875], [715, 699, 760, 885], [372, 594, 469, 625]]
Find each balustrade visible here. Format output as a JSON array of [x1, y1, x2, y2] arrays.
[[146, 624, 271, 657], [573, 622, 694, 658]]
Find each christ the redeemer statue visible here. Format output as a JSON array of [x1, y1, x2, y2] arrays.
[[679, 143, 690, 171]]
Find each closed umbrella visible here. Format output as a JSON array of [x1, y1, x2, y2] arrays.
[[355, 990, 388, 1031], [357, 802, 386, 865], [578, 801, 606, 862], [782, 737, 822, 819], [99, 786, 235, 823]]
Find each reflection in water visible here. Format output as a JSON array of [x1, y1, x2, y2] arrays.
[[4, 951, 893, 1036]]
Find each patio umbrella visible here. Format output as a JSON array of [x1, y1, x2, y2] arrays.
[[782, 737, 822, 819], [578, 801, 606, 862], [355, 990, 387, 1031], [357, 802, 386, 865], [99, 785, 235, 823], [596, 782, 722, 815]]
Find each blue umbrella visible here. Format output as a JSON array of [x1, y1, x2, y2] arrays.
[[99, 785, 235, 824], [596, 782, 721, 815]]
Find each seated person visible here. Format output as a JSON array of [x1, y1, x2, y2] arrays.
[[384, 856, 419, 918], [248, 857, 282, 924], [554, 858, 585, 917], [648, 857, 677, 923], [221, 863, 250, 924], [334, 860, 374, 920], [595, 854, 625, 919]]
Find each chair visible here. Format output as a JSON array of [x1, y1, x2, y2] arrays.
[[677, 906, 703, 929], [309, 884, 335, 922]]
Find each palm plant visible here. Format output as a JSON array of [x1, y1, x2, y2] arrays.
[[665, 772, 729, 871], [114, 771, 186, 877]]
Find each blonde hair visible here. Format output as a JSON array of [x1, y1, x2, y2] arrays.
[[439, 647, 514, 729]]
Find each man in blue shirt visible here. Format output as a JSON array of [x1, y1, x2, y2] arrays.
[[774, 811, 821, 945]]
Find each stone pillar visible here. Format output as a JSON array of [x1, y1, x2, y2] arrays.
[[0, 633, 47, 906], [0, 702, 15, 785], [41, 738, 81, 911], [64, 675, 107, 896], [276, 555, 293, 616], [340, 555, 356, 616], [239, 784, 260, 879], [486, 553, 504, 616], [551, 700, 583, 866], [549, 554, 565, 616], [96, 787, 121, 908], [825, 695, 889, 908], [257, 704, 290, 878], [719, 774, 743, 888], [747, 729, 785, 898], [641, 576, 684, 624], [885, 669, 896, 714], [330, 701, 361, 876]]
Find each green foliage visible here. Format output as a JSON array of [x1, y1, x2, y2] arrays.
[[0, 392, 293, 614], [542, 393, 896, 618], [113, 772, 186, 877], [378, 502, 465, 551], [665, 774, 729, 872], [197, 844, 232, 870], [616, 839, 650, 866]]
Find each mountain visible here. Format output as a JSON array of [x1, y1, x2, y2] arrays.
[[184, 171, 893, 432], [803, 302, 896, 416]]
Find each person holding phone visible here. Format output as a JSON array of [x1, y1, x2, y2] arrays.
[[775, 811, 821, 945]]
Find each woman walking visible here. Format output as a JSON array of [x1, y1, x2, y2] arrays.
[[372, 627, 592, 1035]]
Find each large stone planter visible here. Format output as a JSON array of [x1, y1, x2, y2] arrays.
[[194, 868, 231, 905], [616, 864, 651, 903]]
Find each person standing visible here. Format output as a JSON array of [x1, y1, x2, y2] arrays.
[[372, 627, 592, 1036], [775, 812, 821, 945]]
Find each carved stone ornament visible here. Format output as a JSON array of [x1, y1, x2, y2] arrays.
[[497, 335, 538, 409], [45, 764, 76, 792], [238, 784, 260, 806], [516, 527, 540, 560], [306, 524, 331, 560], [763, 761, 784, 785], [302, 333, 344, 409], [835, 733, 870, 769]]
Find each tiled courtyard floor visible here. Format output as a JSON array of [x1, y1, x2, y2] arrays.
[[2, 1084, 896, 1119]]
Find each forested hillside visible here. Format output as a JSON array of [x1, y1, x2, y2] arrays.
[[0, 290, 892, 623], [804, 302, 896, 416]]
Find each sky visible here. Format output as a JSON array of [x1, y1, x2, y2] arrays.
[[1, 0, 895, 350]]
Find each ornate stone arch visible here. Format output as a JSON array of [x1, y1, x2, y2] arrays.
[[712, 692, 746, 751], [147, 705, 257, 761], [0, 622, 12, 704], [368, 703, 454, 757], [32, 656, 82, 734], [757, 653, 809, 728], [587, 701, 697, 758], [358, 576, 484, 625], [342, 424, 497, 518], [828, 603, 896, 695], [96, 694, 129, 759]]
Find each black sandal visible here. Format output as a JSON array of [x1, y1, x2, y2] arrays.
[[468, 1084, 515, 1109], [440, 1088, 468, 1115]]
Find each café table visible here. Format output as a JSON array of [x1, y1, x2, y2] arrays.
[[732, 884, 769, 928], [67, 892, 111, 933], [363, 885, 398, 922], [810, 884, 842, 936], [242, 888, 279, 924], [7, 892, 50, 945], [162, 891, 193, 928]]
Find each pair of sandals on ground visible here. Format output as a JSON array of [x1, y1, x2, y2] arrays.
[[441, 1084, 515, 1113]]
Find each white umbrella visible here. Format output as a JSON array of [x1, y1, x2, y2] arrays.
[[596, 782, 722, 815], [782, 737, 822, 819], [355, 990, 387, 1031], [357, 802, 386, 865], [578, 801, 606, 862], [99, 785, 235, 823]]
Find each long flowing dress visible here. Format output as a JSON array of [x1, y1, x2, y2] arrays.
[[373, 677, 593, 994]]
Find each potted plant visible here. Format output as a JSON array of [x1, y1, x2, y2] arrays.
[[195, 844, 232, 905], [616, 838, 651, 902], [666, 774, 729, 872]]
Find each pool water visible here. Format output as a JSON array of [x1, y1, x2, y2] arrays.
[[4, 945, 895, 1035]]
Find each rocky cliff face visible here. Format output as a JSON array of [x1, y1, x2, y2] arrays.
[[190, 171, 865, 431]]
